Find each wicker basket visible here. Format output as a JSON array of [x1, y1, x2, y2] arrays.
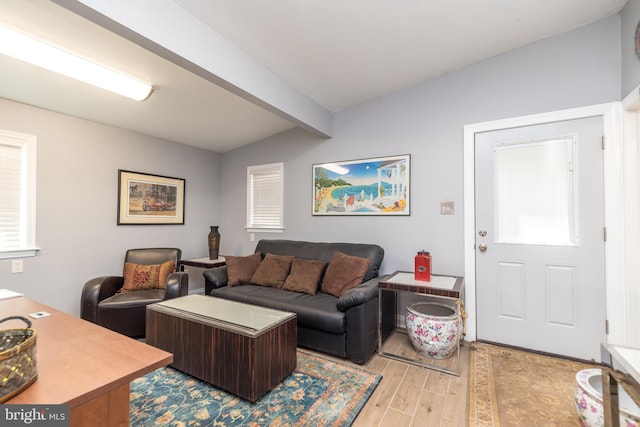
[[0, 316, 37, 403]]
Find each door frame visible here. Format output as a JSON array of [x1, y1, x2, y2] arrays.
[[621, 86, 640, 349], [463, 102, 625, 348]]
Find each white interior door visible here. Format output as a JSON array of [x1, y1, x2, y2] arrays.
[[475, 117, 606, 361]]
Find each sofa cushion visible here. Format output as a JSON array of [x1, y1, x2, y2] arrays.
[[321, 251, 371, 297], [210, 286, 346, 334], [226, 252, 262, 287], [100, 289, 165, 308], [250, 253, 294, 288], [97, 288, 165, 338], [282, 258, 327, 295], [285, 291, 345, 334], [121, 260, 175, 292], [254, 239, 384, 283]]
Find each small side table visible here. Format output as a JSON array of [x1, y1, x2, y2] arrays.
[[378, 271, 465, 376], [179, 257, 226, 294], [180, 256, 226, 270], [601, 344, 640, 426]]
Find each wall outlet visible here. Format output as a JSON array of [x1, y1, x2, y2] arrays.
[[11, 260, 24, 274]]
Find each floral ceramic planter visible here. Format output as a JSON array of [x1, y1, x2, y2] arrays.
[[574, 368, 640, 427], [405, 302, 459, 359]]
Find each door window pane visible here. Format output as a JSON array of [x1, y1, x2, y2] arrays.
[[494, 137, 576, 245]]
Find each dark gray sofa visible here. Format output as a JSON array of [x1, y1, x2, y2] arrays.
[[203, 239, 384, 364]]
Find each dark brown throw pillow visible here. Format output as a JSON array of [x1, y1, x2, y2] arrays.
[[282, 258, 327, 295], [225, 252, 262, 287], [121, 260, 175, 292], [250, 253, 294, 288], [320, 251, 371, 297]]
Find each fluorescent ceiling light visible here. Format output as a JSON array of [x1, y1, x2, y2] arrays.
[[321, 163, 349, 175], [0, 25, 154, 101]]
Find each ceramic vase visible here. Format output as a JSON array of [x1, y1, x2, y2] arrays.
[[574, 368, 640, 427], [208, 226, 221, 260], [405, 302, 460, 359]]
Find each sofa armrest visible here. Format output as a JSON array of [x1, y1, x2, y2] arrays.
[[80, 276, 123, 323], [203, 266, 228, 295], [337, 276, 381, 312], [164, 271, 189, 299]]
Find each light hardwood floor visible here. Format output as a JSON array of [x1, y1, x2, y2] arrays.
[[315, 333, 470, 427]]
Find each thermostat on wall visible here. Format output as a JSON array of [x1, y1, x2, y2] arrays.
[[441, 201, 455, 215]]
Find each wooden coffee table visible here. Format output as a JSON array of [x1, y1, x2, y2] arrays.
[[146, 295, 297, 402]]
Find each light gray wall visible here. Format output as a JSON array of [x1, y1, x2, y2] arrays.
[[219, 15, 621, 277], [621, 0, 640, 97], [0, 13, 621, 317], [0, 98, 220, 316]]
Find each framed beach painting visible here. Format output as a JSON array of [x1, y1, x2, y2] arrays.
[[117, 170, 185, 225], [313, 155, 410, 216]]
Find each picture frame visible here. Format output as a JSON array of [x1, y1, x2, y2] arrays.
[[313, 154, 410, 216], [117, 170, 185, 225]]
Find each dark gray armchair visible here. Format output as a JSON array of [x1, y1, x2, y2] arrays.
[[80, 248, 188, 338]]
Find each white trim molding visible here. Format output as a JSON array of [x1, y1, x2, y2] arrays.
[[621, 85, 640, 349], [463, 103, 625, 348], [0, 129, 38, 259]]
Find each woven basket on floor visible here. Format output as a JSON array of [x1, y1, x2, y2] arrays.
[[0, 316, 37, 403]]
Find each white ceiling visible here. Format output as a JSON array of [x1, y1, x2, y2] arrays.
[[0, 0, 627, 153]]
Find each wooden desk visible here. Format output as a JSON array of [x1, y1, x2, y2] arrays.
[[1, 296, 172, 427]]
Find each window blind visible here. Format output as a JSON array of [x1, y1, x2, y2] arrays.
[[0, 142, 23, 249], [248, 163, 283, 229]]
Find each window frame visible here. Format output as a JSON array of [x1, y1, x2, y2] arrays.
[[246, 162, 284, 233], [0, 129, 38, 259]]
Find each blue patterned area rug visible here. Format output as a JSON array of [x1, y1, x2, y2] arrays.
[[130, 351, 381, 426]]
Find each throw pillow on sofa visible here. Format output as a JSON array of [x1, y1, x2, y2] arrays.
[[226, 252, 262, 286], [121, 260, 175, 292], [250, 253, 294, 288], [282, 258, 327, 295], [321, 251, 371, 297]]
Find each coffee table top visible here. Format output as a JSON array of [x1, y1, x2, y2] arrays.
[[149, 295, 296, 336]]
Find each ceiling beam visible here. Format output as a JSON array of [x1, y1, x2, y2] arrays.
[[51, 0, 333, 138]]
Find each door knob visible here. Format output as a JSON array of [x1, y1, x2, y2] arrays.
[[479, 230, 487, 237], [478, 244, 488, 252]]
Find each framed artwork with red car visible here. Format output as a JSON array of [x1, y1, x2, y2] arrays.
[[117, 169, 185, 225]]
